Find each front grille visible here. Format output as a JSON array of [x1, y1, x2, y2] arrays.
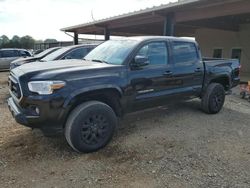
[[9, 75, 22, 99]]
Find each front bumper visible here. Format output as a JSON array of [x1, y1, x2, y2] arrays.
[[7, 97, 38, 126], [7, 96, 67, 132]]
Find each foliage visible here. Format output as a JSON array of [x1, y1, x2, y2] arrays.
[[0, 35, 58, 49]]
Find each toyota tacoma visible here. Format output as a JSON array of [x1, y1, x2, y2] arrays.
[[7, 37, 240, 153]]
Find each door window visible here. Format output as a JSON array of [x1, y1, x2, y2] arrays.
[[172, 42, 199, 64], [63, 48, 88, 59], [136, 42, 168, 65], [19, 50, 30, 57], [0, 50, 17, 58]]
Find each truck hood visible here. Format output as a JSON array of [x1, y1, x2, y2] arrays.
[[11, 59, 121, 79]]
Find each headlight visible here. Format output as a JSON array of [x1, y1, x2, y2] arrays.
[[28, 81, 66, 95]]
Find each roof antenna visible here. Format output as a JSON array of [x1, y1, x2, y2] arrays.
[[91, 9, 96, 21], [91, 9, 97, 39]]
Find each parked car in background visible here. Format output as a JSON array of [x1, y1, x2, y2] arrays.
[[39, 44, 97, 62], [10, 47, 61, 69], [0, 48, 31, 70], [10, 44, 97, 69], [33, 49, 44, 55], [7, 36, 240, 153]]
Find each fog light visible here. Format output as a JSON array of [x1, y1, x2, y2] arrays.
[[35, 107, 40, 115]]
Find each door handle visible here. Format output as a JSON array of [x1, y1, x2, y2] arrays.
[[194, 68, 202, 72], [163, 71, 173, 76]]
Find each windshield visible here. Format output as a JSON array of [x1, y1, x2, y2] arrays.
[[41, 47, 72, 62], [35, 47, 60, 58], [84, 40, 139, 65]]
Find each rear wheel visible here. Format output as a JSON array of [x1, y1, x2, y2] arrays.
[[65, 101, 117, 153], [201, 83, 225, 114]]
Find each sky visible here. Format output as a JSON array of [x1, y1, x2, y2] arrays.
[[0, 0, 177, 41]]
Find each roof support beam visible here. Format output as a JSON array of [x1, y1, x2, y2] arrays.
[[74, 32, 78, 45], [163, 13, 175, 36], [104, 28, 110, 40]]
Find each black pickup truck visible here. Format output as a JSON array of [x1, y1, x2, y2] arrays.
[[7, 36, 240, 153]]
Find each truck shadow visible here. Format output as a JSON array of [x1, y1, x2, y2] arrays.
[[120, 99, 202, 128], [0, 99, 203, 162]]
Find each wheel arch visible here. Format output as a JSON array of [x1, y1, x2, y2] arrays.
[[209, 75, 231, 91], [62, 86, 123, 127]]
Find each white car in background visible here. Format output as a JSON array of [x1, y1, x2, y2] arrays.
[[0, 48, 31, 70]]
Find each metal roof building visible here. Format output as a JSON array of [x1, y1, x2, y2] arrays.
[[61, 0, 250, 75]]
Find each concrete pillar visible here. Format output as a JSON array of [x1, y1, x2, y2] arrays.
[[104, 28, 110, 40], [164, 13, 175, 36], [74, 32, 79, 45]]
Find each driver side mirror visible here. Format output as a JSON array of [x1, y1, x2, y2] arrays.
[[131, 55, 149, 69]]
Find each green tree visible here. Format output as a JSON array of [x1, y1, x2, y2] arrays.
[[11, 35, 21, 48], [0, 35, 58, 49], [20, 35, 35, 49], [0, 35, 10, 48]]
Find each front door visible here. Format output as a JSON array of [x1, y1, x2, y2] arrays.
[[127, 41, 175, 111]]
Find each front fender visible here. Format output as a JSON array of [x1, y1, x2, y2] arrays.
[[63, 85, 122, 108]]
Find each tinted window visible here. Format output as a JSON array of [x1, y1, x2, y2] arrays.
[[0, 50, 17, 58], [231, 49, 242, 62], [19, 50, 30, 57], [35, 48, 59, 58], [173, 42, 199, 64], [137, 42, 168, 65], [87, 47, 95, 53], [41, 46, 74, 61], [63, 47, 88, 59], [213, 49, 223, 58]]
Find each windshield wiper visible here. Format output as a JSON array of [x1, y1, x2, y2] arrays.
[[91, 59, 108, 64]]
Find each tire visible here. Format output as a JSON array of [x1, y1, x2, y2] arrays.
[[65, 101, 117, 153], [201, 83, 225, 114]]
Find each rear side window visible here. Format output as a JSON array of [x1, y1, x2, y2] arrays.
[[172, 42, 199, 64], [19, 50, 30, 57], [63, 47, 88, 59], [137, 42, 168, 65], [0, 50, 18, 58], [87, 46, 95, 53]]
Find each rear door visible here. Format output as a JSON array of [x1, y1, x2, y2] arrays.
[[170, 40, 204, 97]]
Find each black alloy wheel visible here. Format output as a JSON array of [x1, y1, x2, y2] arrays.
[[65, 101, 117, 153]]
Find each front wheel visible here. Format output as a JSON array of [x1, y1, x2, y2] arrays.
[[201, 83, 225, 114], [65, 101, 117, 153]]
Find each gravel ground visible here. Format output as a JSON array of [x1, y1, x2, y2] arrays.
[[0, 72, 250, 188]]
